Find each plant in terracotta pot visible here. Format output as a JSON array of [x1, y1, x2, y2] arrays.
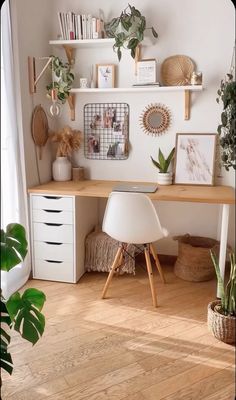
[[207, 251, 236, 344], [50, 126, 82, 181], [105, 4, 158, 61], [216, 73, 236, 171], [151, 147, 175, 185]]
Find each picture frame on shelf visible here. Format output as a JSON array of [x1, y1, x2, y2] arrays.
[[136, 59, 157, 84], [174, 133, 217, 185], [96, 64, 115, 88]]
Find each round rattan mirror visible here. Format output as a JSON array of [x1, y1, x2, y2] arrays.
[[140, 103, 171, 136]]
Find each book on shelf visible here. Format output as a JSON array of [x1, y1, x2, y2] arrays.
[[56, 11, 106, 40]]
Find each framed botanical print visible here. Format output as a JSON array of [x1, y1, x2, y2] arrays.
[[96, 64, 115, 88], [174, 133, 217, 185]]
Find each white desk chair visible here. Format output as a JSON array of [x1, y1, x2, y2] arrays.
[[101, 191, 168, 307]]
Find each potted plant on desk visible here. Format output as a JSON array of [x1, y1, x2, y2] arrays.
[[207, 251, 236, 344], [151, 147, 175, 185], [50, 125, 82, 181]]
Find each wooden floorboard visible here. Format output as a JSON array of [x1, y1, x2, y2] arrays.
[[1, 264, 235, 400]]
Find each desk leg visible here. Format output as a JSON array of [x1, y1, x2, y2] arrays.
[[217, 204, 230, 297]]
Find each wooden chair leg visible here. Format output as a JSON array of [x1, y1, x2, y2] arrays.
[[144, 245, 158, 307], [101, 245, 123, 299], [150, 243, 166, 283]]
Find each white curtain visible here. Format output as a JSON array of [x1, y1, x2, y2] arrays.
[[1, 1, 30, 298]]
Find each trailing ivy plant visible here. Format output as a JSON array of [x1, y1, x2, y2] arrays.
[[46, 55, 74, 104], [0, 223, 46, 382], [216, 73, 236, 171], [105, 4, 158, 61]]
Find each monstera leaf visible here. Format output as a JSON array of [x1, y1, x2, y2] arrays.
[[0, 298, 13, 375], [1, 223, 28, 271], [6, 288, 46, 345]]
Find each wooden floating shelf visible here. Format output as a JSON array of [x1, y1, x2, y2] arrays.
[[67, 86, 203, 121], [70, 85, 203, 93], [49, 38, 114, 48]]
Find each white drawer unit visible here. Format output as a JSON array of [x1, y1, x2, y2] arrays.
[[30, 193, 98, 283]]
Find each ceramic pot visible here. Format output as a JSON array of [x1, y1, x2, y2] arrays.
[[52, 157, 71, 181], [157, 172, 172, 185]]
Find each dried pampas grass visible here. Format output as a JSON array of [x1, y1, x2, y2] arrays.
[[50, 126, 82, 157]]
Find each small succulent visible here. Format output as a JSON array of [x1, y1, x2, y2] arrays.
[[105, 4, 158, 61], [151, 147, 175, 173]]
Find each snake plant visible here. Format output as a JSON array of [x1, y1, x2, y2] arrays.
[[210, 251, 236, 316]]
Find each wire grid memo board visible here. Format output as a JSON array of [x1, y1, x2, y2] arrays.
[[84, 103, 129, 160]]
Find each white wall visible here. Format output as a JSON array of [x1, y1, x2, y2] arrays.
[[13, 0, 235, 254], [11, 0, 56, 188]]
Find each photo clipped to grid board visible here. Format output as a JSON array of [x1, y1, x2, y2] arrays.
[[84, 103, 129, 160]]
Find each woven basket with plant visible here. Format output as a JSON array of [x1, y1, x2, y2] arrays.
[[207, 251, 236, 344]]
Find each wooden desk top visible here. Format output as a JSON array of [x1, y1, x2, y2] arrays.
[[28, 180, 235, 204]]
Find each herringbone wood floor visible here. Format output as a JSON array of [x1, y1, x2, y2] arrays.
[[1, 263, 235, 400]]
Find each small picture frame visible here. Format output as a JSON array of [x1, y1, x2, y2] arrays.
[[174, 133, 217, 185], [136, 59, 156, 84], [96, 64, 115, 88]]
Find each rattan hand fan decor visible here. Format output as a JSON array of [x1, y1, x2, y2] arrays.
[[161, 55, 195, 86], [31, 105, 49, 159]]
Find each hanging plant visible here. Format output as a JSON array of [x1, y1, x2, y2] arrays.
[[105, 4, 158, 61], [216, 73, 236, 171], [46, 56, 74, 104]]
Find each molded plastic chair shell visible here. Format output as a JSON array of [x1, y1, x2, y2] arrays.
[[102, 192, 168, 244]]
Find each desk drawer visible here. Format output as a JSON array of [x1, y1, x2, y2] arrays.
[[32, 195, 73, 211], [32, 209, 73, 224], [34, 259, 74, 282], [33, 222, 73, 243], [34, 241, 74, 262]]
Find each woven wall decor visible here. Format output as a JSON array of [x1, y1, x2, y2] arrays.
[[161, 55, 194, 86], [31, 105, 49, 159], [139, 103, 171, 136]]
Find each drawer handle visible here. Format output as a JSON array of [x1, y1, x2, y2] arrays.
[[44, 241, 63, 245], [43, 209, 62, 213], [44, 223, 62, 226], [43, 196, 62, 200], [45, 259, 63, 263]]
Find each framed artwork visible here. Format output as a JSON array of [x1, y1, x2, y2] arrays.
[[96, 64, 115, 88], [84, 102, 129, 160], [174, 133, 217, 185], [136, 59, 156, 84]]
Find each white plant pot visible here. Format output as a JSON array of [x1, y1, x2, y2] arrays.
[[157, 172, 173, 185], [52, 157, 72, 181]]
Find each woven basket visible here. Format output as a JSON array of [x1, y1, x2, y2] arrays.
[[207, 300, 236, 344], [174, 234, 219, 282]]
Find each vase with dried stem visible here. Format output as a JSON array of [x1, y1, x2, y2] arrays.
[[50, 126, 82, 181]]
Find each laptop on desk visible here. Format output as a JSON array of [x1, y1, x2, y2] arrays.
[[112, 183, 158, 193]]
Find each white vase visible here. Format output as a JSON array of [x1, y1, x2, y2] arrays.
[[52, 157, 72, 181], [157, 172, 173, 185]]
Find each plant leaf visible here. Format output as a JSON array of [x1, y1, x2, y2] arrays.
[[151, 27, 158, 38], [1, 223, 28, 271], [150, 156, 161, 170], [7, 289, 46, 345], [158, 148, 166, 172], [165, 147, 175, 171]]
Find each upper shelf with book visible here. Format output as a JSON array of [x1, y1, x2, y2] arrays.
[[49, 38, 114, 48]]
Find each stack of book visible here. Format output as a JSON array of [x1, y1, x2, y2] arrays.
[[57, 11, 105, 40]]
